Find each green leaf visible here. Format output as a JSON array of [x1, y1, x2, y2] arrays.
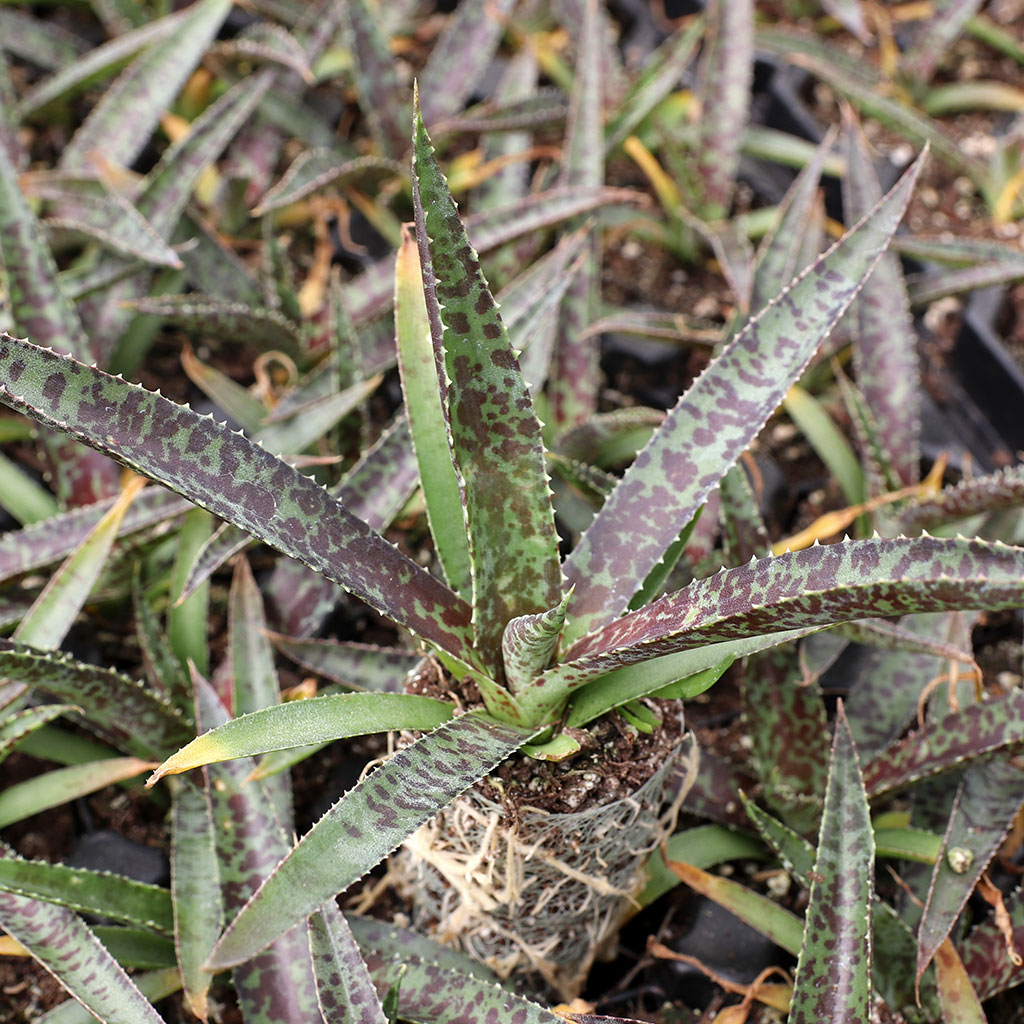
[[37, 969, 180, 1024], [149, 693, 454, 783], [255, 152, 401, 214], [206, 712, 535, 970], [270, 635, 421, 693], [395, 225, 471, 595], [934, 939, 989, 1024], [60, 0, 232, 173], [0, 451, 59, 525], [0, 864, 165, 1024], [412, 99, 561, 667], [0, 334, 478, 670], [789, 705, 873, 1024], [170, 780, 222, 1020], [0, 705, 74, 765], [0, 850, 173, 934], [502, 591, 571, 693], [901, 0, 984, 83], [0, 757, 153, 829], [561, 151, 925, 643]]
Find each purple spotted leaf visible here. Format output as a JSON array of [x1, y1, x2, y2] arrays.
[[502, 591, 572, 694], [934, 939, 988, 1024], [900, 464, 1024, 533], [254, 153, 403, 215], [553, 0, 627, 108], [59, 0, 231, 173], [718, 462, 770, 565], [539, 536, 1024, 718], [556, 408, 665, 470], [695, 0, 753, 219], [916, 757, 1024, 982], [0, 51, 24, 171], [0, 705, 74, 765], [16, 10, 184, 118], [789, 705, 873, 1024], [907, 261, 1024, 306], [121, 296, 305, 357], [0, 334, 478, 671], [0, 487, 187, 586], [270, 636, 421, 693], [549, 0, 602, 430], [0, 9, 87, 71], [341, 0, 408, 158], [836, 615, 974, 663], [309, 902, 388, 1024], [862, 685, 1024, 798], [170, 779, 221, 1021], [433, 87, 567, 138], [214, 23, 313, 82], [193, 671, 322, 1024], [744, 646, 829, 831], [842, 115, 920, 487], [0, 639, 189, 760], [958, 886, 1024, 1000], [419, 0, 518, 125], [901, 0, 985, 84], [412, 101, 562, 667], [561, 151, 925, 644], [0, 848, 166, 1024], [205, 712, 537, 970]]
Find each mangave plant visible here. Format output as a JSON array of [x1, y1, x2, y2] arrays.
[[2, 1, 1024, 1021]]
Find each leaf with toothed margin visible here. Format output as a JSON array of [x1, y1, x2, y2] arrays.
[[205, 712, 537, 970], [900, 464, 1024, 533], [214, 23, 313, 81], [862, 685, 1024, 798], [842, 115, 920, 488], [148, 693, 454, 783], [0, 705, 75, 766], [695, 0, 753, 219], [0, 333, 479, 671], [191, 671, 323, 1024], [270, 636, 422, 693], [788, 705, 873, 1024], [561, 151, 926, 644], [958, 886, 1024, 1000], [0, 641, 190, 760], [532, 535, 1024, 720], [419, 0, 518, 124], [412, 101, 562, 668], [17, 9, 186, 117], [908, 261, 1024, 306], [59, 0, 231, 173], [121, 296, 306, 357], [934, 938, 988, 1024], [254, 152, 403, 215], [502, 591, 571, 694], [0, 847, 173, 934], [309, 902, 388, 1024], [341, 0, 408, 158], [0, 849, 166, 1024], [916, 756, 1024, 983]]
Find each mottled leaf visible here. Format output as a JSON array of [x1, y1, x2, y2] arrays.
[[696, 0, 753, 218], [958, 885, 1024, 1000], [862, 686, 1024, 798], [0, 641, 190, 760], [0, 705, 73, 765], [917, 756, 1024, 981], [934, 938, 988, 1024], [789, 705, 873, 1024], [843, 116, 920, 487], [412, 102, 561, 666], [215, 23, 312, 81], [900, 464, 1024, 533], [255, 152, 403, 215], [206, 713, 536, 970], [718, 462, 771, 565], [561, 153, 924, 643], [149, 693, 454, 782], [419, 0, 517, 124], [309, 902, 388, 1024], [907, 261, 1024, 306], [270, 636, 421, 693], [341, 0, 408, 157], [502, 591, 571, 694], [60, 0, 231, 173], [548, 536, 1024, 714], [0, 334, 478, 670], [902, 0, 985, 83], [0, 850, 172, 934], [0, 9, 87, 70], [0, 851, 165, 1024]]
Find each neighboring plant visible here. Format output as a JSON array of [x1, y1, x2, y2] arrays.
[[2, 2, 1024, 1022]]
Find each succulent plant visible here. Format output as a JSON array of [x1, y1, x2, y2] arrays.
[[2, 2, 1024, 1022]]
